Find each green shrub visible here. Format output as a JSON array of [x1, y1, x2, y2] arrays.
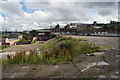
[[2, 36, 9, 38], [31, 41, 36, 44], [0, 46, 8, 49], [19, 39, 29, 43]]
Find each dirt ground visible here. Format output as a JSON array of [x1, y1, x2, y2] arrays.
[[2, 41, 44, 52], [2, 36, 120, 79], [2, 38, 54, 52]]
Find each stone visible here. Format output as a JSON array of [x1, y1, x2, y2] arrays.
[[22, 66, 29, 69], [99, 75, 106, 78], [111, 75, 118, 78], [97, 61, 109, 66], [54, 66, 59, 68], [93, 52, 104, 55]]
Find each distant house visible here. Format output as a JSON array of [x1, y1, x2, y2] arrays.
[[91, 21, 105, 29], [1, 32, 23, 46], [109, 21, 120, 27], [37, 29, 51, 41], [51, 24, 77, 35], [9, 33, 23, 39], [70, 23, 91, 35], [2, 38, 20, 46], [75, 24, 90, 31], [108, 21, 120, 34], [2, 32, 23, 39]]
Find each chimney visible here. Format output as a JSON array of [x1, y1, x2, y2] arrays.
[[93, 21, 97, 26]]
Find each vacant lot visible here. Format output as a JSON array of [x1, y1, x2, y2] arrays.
[[2, 36, 120, 79]]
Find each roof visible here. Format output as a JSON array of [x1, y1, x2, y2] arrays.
[[109, 23, 120, 27], [93, 26, 101, 29], [51, 25, 65, 29], [92, 24, 105, 26], [76, 24, 91, 28], [37, 29, 51, 32]]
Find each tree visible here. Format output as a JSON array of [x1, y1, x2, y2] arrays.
[[21, 32, 29, 40], [64, 24, 70, 28], [55, 24, 60, 28], [29, 30, 38, 37], [102, 24, 109, 31]]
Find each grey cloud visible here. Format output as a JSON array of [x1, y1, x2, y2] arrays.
[[83, 2, 117, 8], [0, 1, 118, 31]]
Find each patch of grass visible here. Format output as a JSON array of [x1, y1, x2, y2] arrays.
[[72, 58, 81, 64], [0, 46, 8, 50], [78, 38, 87, 41], [101, 55, 106, 59], [99, 46, 113, 51], [101, 55, 108, 62], [2, 36, 102, 66], [31, 41, 36, 44], [19, 39, 29, 43]]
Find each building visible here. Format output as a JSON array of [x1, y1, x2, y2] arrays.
[[91, 21, 105, 29], [69, 23, 91, 35], [108, 21, 120, 34], [1, 38, 20, 46], [9, 33, 23, 39], [2, 31, 23, 39], [51, 24, 77, 35], [1, 32, 23, 46], [37, 29, 51, 41]]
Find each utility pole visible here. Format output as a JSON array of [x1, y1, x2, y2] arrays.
[[50, 25, 52, 38]]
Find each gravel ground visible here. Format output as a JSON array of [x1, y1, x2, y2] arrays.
[[2, 36, 120, 79], [67, 35, 119, 49]]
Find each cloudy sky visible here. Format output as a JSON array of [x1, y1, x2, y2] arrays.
[[0, 0, 119, 31]]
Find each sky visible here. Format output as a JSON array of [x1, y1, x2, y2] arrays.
[[0, 0, 119, 31]]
